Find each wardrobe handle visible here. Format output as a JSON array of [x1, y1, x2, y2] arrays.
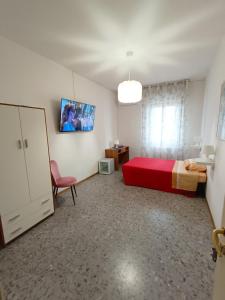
[[10, 227, 22, 235], [24, 139, 28, 148], [43, 209, 51, 216], [8, 214, 20, 222], [17, 140, 22, 149], [41, 199, 50, 205]]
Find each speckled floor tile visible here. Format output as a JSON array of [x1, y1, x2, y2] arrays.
[[0, 171, 215, 300]]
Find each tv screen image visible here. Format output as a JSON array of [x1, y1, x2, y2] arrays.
[[60, 98, 96, 132]]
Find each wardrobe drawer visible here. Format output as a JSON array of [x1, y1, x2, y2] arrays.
[[3, 217, 32, 243], [36, 202, 54, 222], [2, 201, 54, 244], [37, 195, 53, 209], [30, 193, 54, 212], [3, 224, 25, 243], [1, 193, 53, 218], [1, 201, 37, 231], [1, 209, 26, 232]]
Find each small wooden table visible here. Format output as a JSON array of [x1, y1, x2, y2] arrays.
[[105, 146, 129, 171]]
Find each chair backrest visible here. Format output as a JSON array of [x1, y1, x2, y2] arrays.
[[50, 160, 61, 185]]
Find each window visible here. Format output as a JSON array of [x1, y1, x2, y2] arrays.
[[142, 81, 187, 159], [145, 104, 182, 149]]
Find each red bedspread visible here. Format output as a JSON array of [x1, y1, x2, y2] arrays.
[[122, 157, 195, 196]]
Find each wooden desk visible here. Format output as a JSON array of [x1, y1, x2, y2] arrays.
[[105, 146, 129, 171]]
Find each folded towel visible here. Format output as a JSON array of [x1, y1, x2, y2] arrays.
[[184, 159, 207, 172]]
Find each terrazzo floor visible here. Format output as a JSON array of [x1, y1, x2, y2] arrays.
[[0, 171, 215, 300]]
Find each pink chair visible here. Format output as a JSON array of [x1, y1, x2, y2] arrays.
[[50, 160, 77, 206]]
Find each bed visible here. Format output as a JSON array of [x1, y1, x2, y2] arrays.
[[122, 157, 207, 197]]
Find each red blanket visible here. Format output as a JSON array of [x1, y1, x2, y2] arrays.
[[122, 157, 195, 196]]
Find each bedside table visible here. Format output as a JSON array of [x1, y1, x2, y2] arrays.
[[105, 146, 129, 170]]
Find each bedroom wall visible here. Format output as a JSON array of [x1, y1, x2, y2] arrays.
[[118, 80, 205, 159], [0, 35, 118, 182], [201, 37, 225, 227]]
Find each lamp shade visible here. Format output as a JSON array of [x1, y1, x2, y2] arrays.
[[201, 145, 215, 157], [118, 80, 142, 103]]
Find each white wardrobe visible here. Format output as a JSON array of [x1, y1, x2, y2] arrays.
[[0, 104, 54, 245]]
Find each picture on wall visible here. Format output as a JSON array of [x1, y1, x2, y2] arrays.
[[60, 98, 96, 132], [217, 82, 225, 140]]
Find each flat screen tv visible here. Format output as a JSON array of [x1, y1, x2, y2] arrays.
[[60, 98, 96, 132]]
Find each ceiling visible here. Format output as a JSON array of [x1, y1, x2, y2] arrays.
[[0, 0, 225, 91]]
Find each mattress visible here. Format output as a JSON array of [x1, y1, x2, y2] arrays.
[[198, 172, 207, 183], [122, 157, 206, 196], [172, 160, 206, 191]]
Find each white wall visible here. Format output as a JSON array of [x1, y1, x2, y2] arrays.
[[118, 103, 142, 158], [185, 81, 206, 148], [201, 38, 225, 227], [0, 35, 118, 182], [118, 80, 205, 159]]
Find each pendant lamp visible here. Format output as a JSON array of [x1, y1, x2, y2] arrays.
[[118, 52, 142, 103]]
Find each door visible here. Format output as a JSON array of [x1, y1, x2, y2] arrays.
[[212, 198, 225, 300], [19, 107, 52, 202], [0, 105, 30, 215]]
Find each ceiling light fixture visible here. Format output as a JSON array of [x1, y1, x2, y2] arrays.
[[118, 51, 142, 104]]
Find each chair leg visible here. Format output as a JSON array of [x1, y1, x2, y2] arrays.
[[70, 186, 76, 206], [53, 186, 56, 196], [55, 187, 58, 199], [73, 185, 77, 197]]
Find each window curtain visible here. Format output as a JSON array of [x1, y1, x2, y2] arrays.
[[141, 80, 188, 160]]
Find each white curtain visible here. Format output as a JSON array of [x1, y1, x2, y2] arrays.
[[141, 80, 188, 160]]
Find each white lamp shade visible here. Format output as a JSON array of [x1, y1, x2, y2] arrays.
[[118, 80, 142, 103]]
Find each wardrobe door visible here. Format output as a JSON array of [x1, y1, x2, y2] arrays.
[[0, 105, 30, 215], [19, 107, 52, 202]]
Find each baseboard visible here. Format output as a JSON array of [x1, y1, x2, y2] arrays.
[[205, 196, 215, 229], [77, 172, 99, 185], [57, 171, 99, 196]]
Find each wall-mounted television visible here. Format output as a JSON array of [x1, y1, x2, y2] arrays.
[[60, 98, 96, 132]]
